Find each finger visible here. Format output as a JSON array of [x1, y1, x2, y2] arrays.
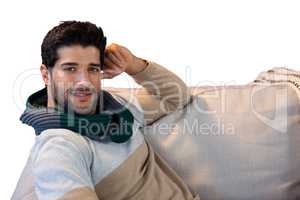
[[104, 56, 126, 74], [103, 67, 123, 76], [101, 68, 114, 79], [105, 50, 122, 66], [102, 72, 113, 79], [102, 69, 122, 79], [104, 57, 121, 70], [109, 44, 126, 61], [118, 45, 132, 61], [106, 44, 123, 64], [103, 68, 120, 74]]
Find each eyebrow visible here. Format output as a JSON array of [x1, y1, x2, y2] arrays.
[[89, 63, 101, 67], [60, 62, 101, 67], [60, 62, 78, 67]]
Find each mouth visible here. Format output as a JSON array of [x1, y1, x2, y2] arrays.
[[71, 91, 93, 102]]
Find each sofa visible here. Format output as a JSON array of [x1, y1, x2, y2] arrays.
[[12, 67, 300, 200]]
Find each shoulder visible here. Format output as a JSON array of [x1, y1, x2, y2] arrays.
[[29, 129, 96, 199], [30, 129, 92, 168]]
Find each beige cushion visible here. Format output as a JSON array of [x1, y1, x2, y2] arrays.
[[140, 84, 300, 200]]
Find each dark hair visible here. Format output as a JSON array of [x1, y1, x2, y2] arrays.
[[41, 20, 106, 69]]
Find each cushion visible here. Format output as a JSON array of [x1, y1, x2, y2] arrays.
[[141, 83, 300, 200]]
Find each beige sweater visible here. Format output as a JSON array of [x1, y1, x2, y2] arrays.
[[11, 61, 199, 200]]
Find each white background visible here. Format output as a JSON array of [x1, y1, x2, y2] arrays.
[[1, 0, 300, 199]]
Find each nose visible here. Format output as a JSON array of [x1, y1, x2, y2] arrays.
[[76, 69, 90, 82], [73, 69, 96, 90], [72, 70, 92, 89]]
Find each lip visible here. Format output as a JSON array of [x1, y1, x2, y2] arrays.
[[72, 93, 92, 102], [73, 92, 92, 96]]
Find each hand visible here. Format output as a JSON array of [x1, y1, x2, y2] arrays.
[[102, 43, 148, 79]]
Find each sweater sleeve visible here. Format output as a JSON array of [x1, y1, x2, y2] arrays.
[[131, 61, 192, 125], [30, 129, 99, 200]]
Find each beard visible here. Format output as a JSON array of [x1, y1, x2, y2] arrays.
[[52, 81, 101, 115]]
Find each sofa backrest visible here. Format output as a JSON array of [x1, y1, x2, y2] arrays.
[[109, 84, 300, 200]]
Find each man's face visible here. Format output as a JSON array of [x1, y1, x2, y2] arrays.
[[48, 45, 102, 115]]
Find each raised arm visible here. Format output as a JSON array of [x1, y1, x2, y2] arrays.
[[103, 43, 191, 125], [130, 61, 191, 124]]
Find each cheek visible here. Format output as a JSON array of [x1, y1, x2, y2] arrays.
[[53, 82, 69, 101], [52, 79, 73, 100], [52, 72, 75, 90], [90, 77, 101, 90]]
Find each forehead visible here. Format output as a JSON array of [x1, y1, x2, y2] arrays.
[[56, 45, 100, 64]]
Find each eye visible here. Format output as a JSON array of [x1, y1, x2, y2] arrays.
[[64, 66, 76, 72], [89, 66, 100, 73]]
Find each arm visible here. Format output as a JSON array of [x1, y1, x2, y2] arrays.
[[103, 44, 191, 125], [31, 130, 99, 200], [130, 61, 191, 124]]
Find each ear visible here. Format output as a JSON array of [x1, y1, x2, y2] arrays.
[[40, 64, 50, 85]]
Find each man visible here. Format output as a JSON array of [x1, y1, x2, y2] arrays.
[[12, 21, 199, 200]]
